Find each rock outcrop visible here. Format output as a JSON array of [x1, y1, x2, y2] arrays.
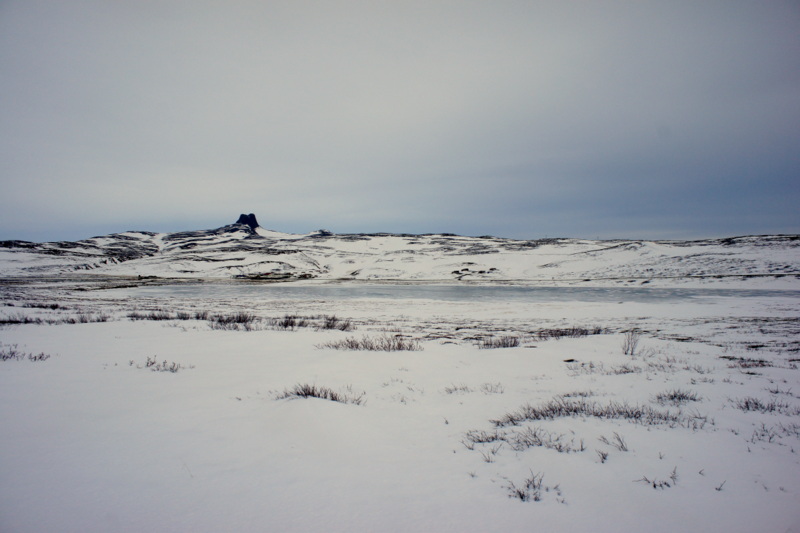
[[235, 213, 260, 230]]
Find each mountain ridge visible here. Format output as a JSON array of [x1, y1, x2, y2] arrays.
[[1, 215, 798, 287]]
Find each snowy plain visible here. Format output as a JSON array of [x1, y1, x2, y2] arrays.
[[1, 278, 799, 533], [1, 223, 799, 532]]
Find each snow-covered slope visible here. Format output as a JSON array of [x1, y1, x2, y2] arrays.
[[1, 216, 798, 286]]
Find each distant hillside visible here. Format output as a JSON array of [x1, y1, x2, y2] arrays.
[[1, 215, 798, 287]]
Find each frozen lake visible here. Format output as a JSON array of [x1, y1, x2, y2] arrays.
[[106, 281, 800, 304]]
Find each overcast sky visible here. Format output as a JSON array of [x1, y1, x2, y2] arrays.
[[1, 1, 798, 242]]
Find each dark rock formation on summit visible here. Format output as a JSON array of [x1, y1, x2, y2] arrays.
[[236, 213, 260, 230]]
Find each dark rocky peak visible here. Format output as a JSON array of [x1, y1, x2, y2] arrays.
[[235, 213, 260, 230]]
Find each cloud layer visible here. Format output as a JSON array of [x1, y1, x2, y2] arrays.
[[1, 1, 798, 241]]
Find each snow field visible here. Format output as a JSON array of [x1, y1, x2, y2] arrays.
[[1, 290, 799, 533]]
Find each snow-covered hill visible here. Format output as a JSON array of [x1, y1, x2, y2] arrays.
[[1, 214, 798, 286]]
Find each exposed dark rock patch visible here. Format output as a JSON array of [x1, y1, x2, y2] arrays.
[[0, 240, 36, 248]]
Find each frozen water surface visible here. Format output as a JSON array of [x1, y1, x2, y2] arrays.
[[106, 281, 800, 303]]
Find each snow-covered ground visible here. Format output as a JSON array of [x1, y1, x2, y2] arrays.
[[1, 278, 799, 532]]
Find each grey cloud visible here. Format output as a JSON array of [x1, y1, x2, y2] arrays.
[[1, 1, 798, 240]]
